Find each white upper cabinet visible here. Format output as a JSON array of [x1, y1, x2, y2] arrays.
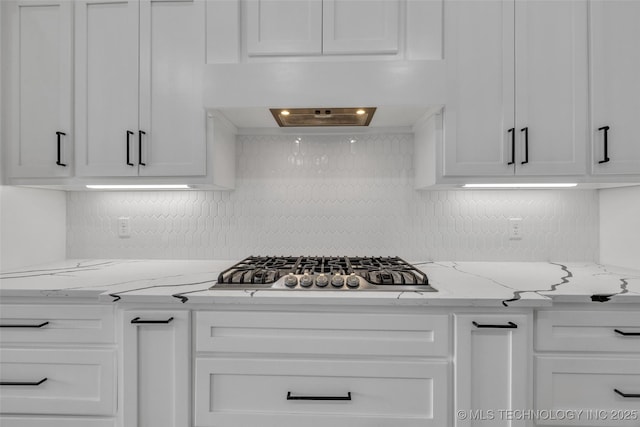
[[75, 0, 139, 177], [322, 0, 399, 55], [245, 0, 400, 57], [443, 0, 515, 177], [75, 0, 206, 178], [514, 0, 588, 176], [590, 0, 640, 176], [444, 0, 588, 178], [246, 0, 322, 56], [8, 0, 73, 178]]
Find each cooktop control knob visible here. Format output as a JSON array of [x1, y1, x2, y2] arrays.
[[331, 275, 345, 288], [284, 274, 298, 288], [315, 274, 329, 287], [299, 274, 313, 288], [346, 274, 360, 289]]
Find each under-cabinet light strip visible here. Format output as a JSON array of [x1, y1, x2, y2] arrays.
[[462, 183, 578, 189], [85, 184, 191, 190]]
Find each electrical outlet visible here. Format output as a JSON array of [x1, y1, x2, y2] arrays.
[[118, 217, 131, 238], [509, 218, 523, 240]]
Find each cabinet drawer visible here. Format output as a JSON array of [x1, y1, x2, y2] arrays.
[[0, 305, 115, 344], [536, 356, 640, 426], [195, 310, 449, 357], [536, 310, 640, 352], [195, 357, 448, 427], [0, 417, 114, 427], [0, 348, 116, 416]]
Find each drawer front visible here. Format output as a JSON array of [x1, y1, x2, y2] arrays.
[[195, 357, 448, 427], [0, 417, 115, 427], [0, 348, 116, 416], [536, 310, 640, 352], [536, 356, 640, 426], [0, 305, 115, 344], [196, 310, 449, 357]]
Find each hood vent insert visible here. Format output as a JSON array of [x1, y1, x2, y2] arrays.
[[270, 107, 376, 127]]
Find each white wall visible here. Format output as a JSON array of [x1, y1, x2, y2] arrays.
[[599, 185, 640, 269], [0, 186, 67, 270]]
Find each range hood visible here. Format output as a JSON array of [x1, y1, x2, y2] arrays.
[[203, 60, 446, 130], [270, 107, 376, 127]]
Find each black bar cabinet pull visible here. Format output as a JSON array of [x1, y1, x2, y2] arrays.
[[126, 131, 134, 166], [0, 321, 49, 328], [287, 391, 352, 401], [598, 126, 610, 164], [138, 130, 146, 166], [614, 389, 640, 398], [472, 321, 518, 329], [520, 127, 529, 164], [131, 317, 173, 324], [507, 128, 515, 165], [55, 132, 66, 167], [614, 329, 640, 337], [0, 378, 48, 386]]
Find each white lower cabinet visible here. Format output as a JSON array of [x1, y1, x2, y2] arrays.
[[536, 356, 640, 427], [0, 303, 116, 426], [454, 313, 531, 427], [0, 348, 116, 415], [121, 310, 190, 427], [195, 357, 448, 427], [194, 308, 451, 427], [534, 307, 640, 427], [0, 417, 115, 427]]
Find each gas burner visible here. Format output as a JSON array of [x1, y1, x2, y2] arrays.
[[213, 256, 436, 292]]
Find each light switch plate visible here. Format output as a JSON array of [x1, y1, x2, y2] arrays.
[[118, 217, 131, 238], [509, 217, 523, 240]]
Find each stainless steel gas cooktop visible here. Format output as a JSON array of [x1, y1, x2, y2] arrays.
[[212, 256, 436, 292]]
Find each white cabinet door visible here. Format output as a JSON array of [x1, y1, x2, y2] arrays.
[[0, 418, 114, 427], [246, 0, 322, 56], [75, 0, 139, 177], [536, 356, 640, 426], [195, 357, 448, 427], [122, 311, 190, 427], [0, 348, 116, 416], [515, 0, 587, 176], [9, 0, 72, 178], [444, 0, 587, 179], [444, 0, 515, 177], [322, 0, 399, 55], [590, 0, 640, 175], [138, 0, 206, 176], [454, 314, 530, 427]]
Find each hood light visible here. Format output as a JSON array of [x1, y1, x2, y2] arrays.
[[356, 109, 366, 115], [281, 110, 290, 116], [86, 184, 191, 190], [462, 183, 578, 189]]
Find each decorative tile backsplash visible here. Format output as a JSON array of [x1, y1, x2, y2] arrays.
[[67, 133, 599, 261]]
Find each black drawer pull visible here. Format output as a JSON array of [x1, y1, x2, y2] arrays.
[[614, 389, 640, 398], [507, 128, 515, 165], [126, 130, 135, 166], [287, 391, 352, 401], [520, 127, 529, 164], [56, 132, 66, 166], [614, 329, 640, 337], [0, 321, 49, 328], [0, 378, 48, 386], [473, 321, 518, 329], [138, 130, 146, 166], [598, 126, 610, 164], [131, 317, 173, 324]]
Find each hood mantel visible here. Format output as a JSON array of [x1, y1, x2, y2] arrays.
[[203, 60, 445, 129]]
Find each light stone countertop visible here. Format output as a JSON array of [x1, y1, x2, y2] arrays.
[[1, 259, 639, 307]]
